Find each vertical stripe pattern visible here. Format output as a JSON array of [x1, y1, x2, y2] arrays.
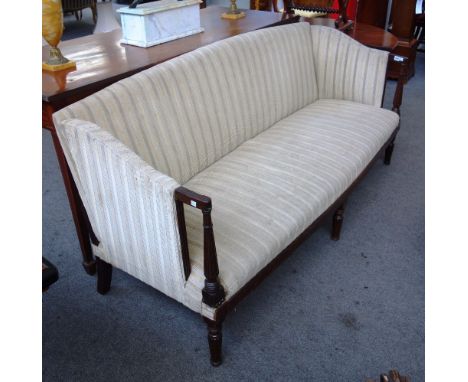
[[52, 23, 395, 319], [54, 22, 318, 185], [57, 119, 186, 303], [310, 25, 389, 106], [183, 100, 399, 318]]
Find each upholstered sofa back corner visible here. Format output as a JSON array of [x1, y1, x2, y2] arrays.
[[53, 22, 319, 185], [309, 24, 389, 107]]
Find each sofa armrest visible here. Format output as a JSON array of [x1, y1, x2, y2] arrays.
[[388, 54, 408, 115], [310, 25, 389, 107], [174, 186, 225, 308], [54, 118, 188, 302]]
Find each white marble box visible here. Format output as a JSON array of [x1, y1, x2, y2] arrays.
[[117, 0, 204, 48]]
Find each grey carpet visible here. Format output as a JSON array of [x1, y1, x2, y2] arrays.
[[43, 13, 424, 381]]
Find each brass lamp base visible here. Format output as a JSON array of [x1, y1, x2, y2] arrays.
[[221, 11, 246, 19], [42, 46, 76, 72], [42, 60, 76, 72]]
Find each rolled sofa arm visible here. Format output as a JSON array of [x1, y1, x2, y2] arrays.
[[310, 25, 389, 107], [54, 118, 187, 302]]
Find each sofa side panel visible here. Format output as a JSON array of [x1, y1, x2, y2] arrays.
[[54, 117, 187, 304], [310, 25, 389, 107]]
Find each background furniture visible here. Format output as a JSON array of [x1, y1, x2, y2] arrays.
[[356, 0, 418, 81], [42, 258, 59, 291], [387, 0, 417, 80], [62, 0, 97, 23], [283, 0, 352, 29], [43, 6, 299, 275], [414, 0, 424, 52], [302, 17, 398, 51]]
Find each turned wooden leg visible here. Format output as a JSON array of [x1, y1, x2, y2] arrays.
[[204, 318, 223, 366], [384, 139, 395, 165], [96, 257, 112, 295], [331, 204, 345, 241]]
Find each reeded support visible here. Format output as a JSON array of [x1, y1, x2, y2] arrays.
[[384, 138, 396, 165], [96, 257, 112, 295], [390, 54, 408, 116], [202, 206, 226, 308], [204, 318, 223, 366], [174, 187, 225, 307], [331, 204, 345, 241]]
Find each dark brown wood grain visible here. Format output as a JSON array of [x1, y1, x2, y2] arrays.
[[346, 22, 398, 51], [301, 18, 398, 51], [390, 0, 417, 41], [175, 199, 191, 281], [387, 0, 418, 81], [356, 0, 389, 29]]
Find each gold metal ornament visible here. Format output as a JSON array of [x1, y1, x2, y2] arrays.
[[42, 0, 76, 71], [221, 0, 246, 20]]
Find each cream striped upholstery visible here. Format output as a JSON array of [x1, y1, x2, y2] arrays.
[[53, 23, 397, 318], [54, 22, 318, 185], [310, 25, 389, 107], [183, 100, 399, 318], [57, 119, 187, 303]]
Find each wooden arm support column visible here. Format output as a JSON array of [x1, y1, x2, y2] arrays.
[[174, 187, 226, 308], [389, 53, 408, 116], [335, 0, 349, 26]]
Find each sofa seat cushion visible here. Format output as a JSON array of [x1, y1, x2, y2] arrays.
[[182, 99, 399, 317]]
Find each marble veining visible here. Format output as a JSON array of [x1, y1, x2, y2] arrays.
[[118, 0, 204, 48]]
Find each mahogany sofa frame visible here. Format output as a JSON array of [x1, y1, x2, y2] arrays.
[[95, 53, 408, 366]]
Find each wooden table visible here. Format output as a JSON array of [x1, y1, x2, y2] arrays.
[[303, 18, 398, 51], [42, 6, 299, 275]]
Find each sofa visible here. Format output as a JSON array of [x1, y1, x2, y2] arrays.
[[53, 22, 406, 366]]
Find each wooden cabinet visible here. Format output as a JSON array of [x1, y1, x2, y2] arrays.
[[356, 0, 389, 28], [356, 0, 418, 82]]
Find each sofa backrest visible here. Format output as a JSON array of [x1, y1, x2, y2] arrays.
[[54, 22, 319, 184], [309, 25, 388, 107]]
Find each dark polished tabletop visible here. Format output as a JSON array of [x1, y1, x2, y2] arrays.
[[43, 6, 297, 104]]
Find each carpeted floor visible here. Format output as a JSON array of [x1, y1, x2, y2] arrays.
[[43, 11, 425, 381]]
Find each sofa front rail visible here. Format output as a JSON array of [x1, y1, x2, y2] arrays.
[[174, 187, 226, 308]]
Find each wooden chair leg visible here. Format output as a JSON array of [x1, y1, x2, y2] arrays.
[[96, 257, 112, 295], [204, 318, 223, 366], [384, 138, 396, 165], [331, 204, 345, 241], [91, 3, 97, 24]]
